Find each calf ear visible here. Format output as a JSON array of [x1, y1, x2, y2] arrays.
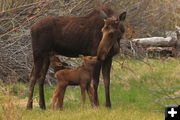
[[118, 12, 126, 21], [79, 54, 84, 59]]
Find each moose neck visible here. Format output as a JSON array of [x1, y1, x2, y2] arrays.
[[82, 64, 95, 74]]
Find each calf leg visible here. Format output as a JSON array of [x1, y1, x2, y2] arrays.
[[86, 83, 94, 106], [51, 88, 59, 110], [57, 84, 67, 110], [102, 58, 112, 108], [93, 63, 101, 106], [81, 85, 86, 105]]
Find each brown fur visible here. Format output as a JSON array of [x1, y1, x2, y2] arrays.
[[97, 13, 126, 60], [27, 6, 126, 109], [49, 55, 69, 73], [51, 56, 97, 110]]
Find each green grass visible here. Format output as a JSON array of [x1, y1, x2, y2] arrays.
[[0, 58, 180, 120]]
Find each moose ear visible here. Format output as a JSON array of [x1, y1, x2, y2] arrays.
[[100, 10, 108, 19], [79, 54, 84, 59], [118, 12, 126, 21]]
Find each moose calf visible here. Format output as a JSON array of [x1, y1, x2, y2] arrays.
[[49, 55, 70, 73], [51, 55, 97, 110]]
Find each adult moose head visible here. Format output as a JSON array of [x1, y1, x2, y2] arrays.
[[27, 6, 126, 109], [97, 12, 126, 61]]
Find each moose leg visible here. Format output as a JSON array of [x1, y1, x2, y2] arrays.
[[38, 57, 50, 109], [27, 65, 36, 109], [81, 84, 86, 105], [51, 87, 59, 110], [86, 83, 94, 106], [102, 58, 112, 108], [27, 55, 49, 110], [93, 63, 101, 106], [57, 84, 67, 110]]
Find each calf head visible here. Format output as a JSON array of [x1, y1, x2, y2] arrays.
[[97, 12, 126, 60], [79, 55, 98, 67], [50, 55, 63, 68], [50, 55, 69, 72]]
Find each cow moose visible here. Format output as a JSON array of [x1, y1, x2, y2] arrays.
[[27, 6, 126, 109], [51, 55, 97, 110]]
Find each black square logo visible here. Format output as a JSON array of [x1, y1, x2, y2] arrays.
[[165, 105, 180, 120]]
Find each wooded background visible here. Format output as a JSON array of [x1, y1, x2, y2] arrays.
[[0, 0, 179, 82]]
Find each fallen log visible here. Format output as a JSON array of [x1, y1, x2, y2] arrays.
[[131, 27, 180, 57], [174, 26, 180, 57], [132, 26, 180, 48], [132, 37, 176, 47]]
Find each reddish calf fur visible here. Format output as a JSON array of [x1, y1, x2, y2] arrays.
[[51, 55, 97, 110], [49, 55, 69, 73], [27, 6, 126, 109]]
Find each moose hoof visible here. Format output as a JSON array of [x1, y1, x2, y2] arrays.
[[105, 103, 111, 108], [94, 102, 99, 107], [26, 104, 33, 110], [39, 103, 46, 110]]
